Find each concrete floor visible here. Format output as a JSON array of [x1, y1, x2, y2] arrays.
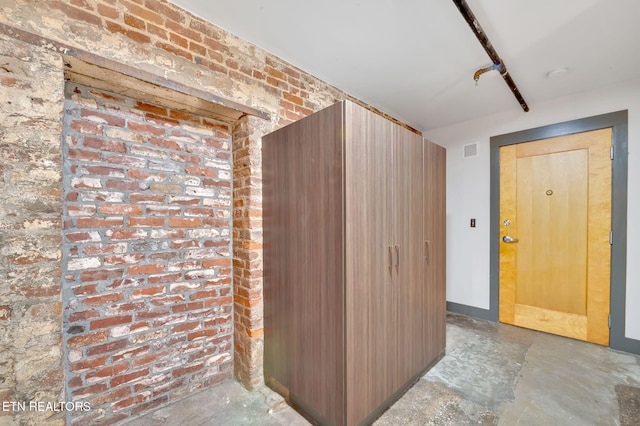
[[126, 313, 640, 425]]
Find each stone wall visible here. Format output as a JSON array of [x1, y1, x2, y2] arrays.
[[0, 34, 66, 426]]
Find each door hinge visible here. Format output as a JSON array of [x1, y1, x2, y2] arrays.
[[609, 231, 613, 245], [610, 145, 614, 160], [608, 314, 611, 329]]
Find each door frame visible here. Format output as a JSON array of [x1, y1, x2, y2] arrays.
[[488, 110, 637, 354]]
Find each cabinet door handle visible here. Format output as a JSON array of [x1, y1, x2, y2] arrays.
[[425, 240, 430, 264], [388, 246, 393, 272], [395, 245, 400, 268]]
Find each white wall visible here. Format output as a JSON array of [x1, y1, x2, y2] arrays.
[[424, 76, 640, 340]]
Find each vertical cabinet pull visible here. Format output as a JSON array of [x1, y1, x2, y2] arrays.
[[388, 246, 393, 272], [425, 240, 430, 264], [395, 245, 399, 269]]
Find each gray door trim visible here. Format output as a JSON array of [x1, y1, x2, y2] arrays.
[[483, 110, 637, 354]]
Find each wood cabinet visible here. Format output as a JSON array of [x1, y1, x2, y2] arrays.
[[263, 100, 446, 426]]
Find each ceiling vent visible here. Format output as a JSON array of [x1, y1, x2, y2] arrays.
[[463, 143, 478, 158]]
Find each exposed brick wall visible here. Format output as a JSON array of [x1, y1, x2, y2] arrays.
[[62, 83, 233, 423], [0, 35, 66, 426], [0, 1, 421, 423], [232, 115, 270, 388]]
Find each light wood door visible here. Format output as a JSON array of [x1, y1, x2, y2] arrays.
[[499, 128, 612, 345], [345, 103, 396, 425]]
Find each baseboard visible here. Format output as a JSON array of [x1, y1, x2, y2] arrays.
[[446, 301, 497, 322], [611, 334, 640, 356]]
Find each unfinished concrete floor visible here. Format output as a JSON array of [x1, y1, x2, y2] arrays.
[[126, 313, 640, 425]]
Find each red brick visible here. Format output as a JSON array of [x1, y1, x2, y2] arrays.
[[146, 22, 167, 40], [135, 309, 171, 320], [149, 137, 181, 151], [145, 0, 182, 23], [124, 13, 146, 30], [71, 120, 103, 135], [83, 136, 127, 153], [150, 229, 185, 239], [168, 196, 200, 206], [70, 356, 108, 371], [124, 0, 164, 25], [76, 217, 124, 229], [90, 315, 133, 330], [72, 382, 108, 398], [83, 243, 128, 256], [128, 217, 164, 227], [86, 339, 128, 357], [146, 205, 181, 216], [84, 293, 124, 306], [66, 232, 97, 243], [130, 193, 166, 204], [155, 41, 193, 61], [98, 204, 143, 215], [203, 37, 229, 54], [69, 309, 100, 323], [106, 301, 147, 314], [80, 269, 124, 282], [105, 20, 151, 44], [72, 284, 98, 296], [128, 121, 165, 136], [187, 329, 217, 341], [113, 347, 151, 366], [172, 362, 204, 377], [189, 290, 218, 301], [170, 240, 199, 250], [146, 113, 179, 127], [82, 165, 126, 177], [131, 351, 169, 368], [97, 3, 119, 19], [68, 148, 102, 162], [128, 264, 164, 275], [170, 321, 200, 334], [150, 295, 184, 306], [89, 386, 131, 406], [80, 109, 126, 126], [185, 207, 214, 217], [169, 218, 201, 228], [149, 252, 179, 262], [134, 101, 167, 116], [67, 331, 108, 349], [169, 32, 188, 49], [107, 230, 148, 240], [105, 179, 148, 191], [85, 362, 129, 382], [111, 368, 150, 387], [131, 286, 166, 299], [148, 273, 182, 284], [105, 154, 147, 166], [185, 165, 217, 178]]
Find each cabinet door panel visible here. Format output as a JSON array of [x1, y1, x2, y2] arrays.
[[395, 127, 425, 387], [263, 102, 346, 425], [345, 103, 396, 425], [423, 140, 447, 365]]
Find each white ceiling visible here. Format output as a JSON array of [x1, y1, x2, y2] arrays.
[[169, 0, 640, 131]]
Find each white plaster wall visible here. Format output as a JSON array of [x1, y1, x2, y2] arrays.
[[424, 76, 640, 340]]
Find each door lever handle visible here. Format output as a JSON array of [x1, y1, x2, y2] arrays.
[[502, 235, 519, 243]]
